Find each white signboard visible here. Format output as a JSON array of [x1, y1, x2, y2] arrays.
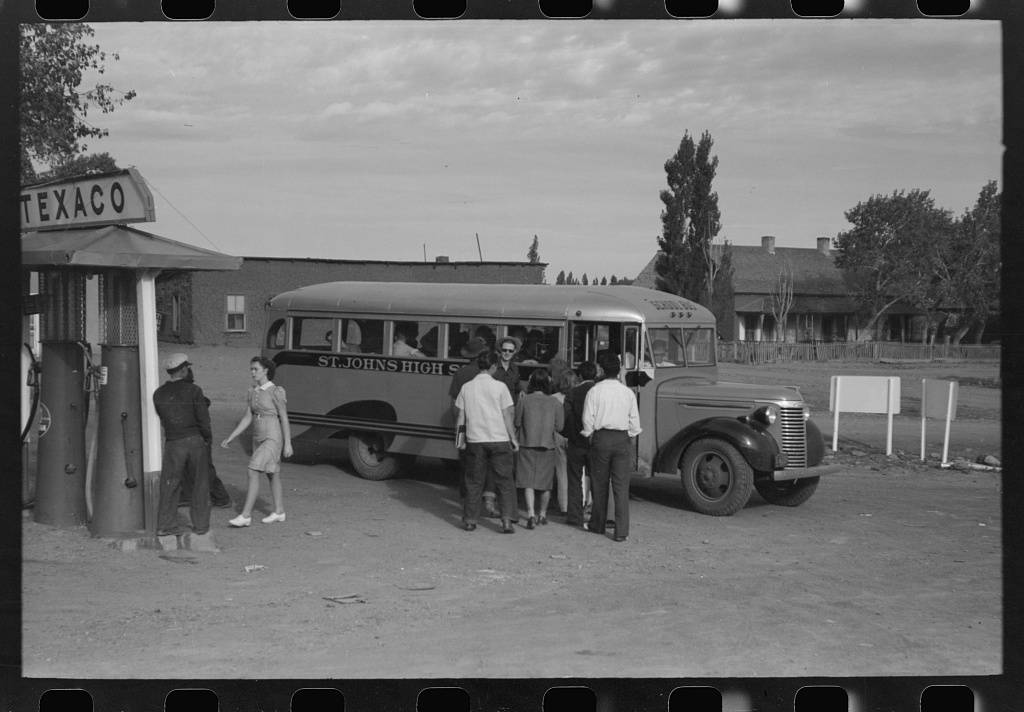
[[921, 379, 959, 465], [20, 168, 155, 230], [829, 375, 901, 455]]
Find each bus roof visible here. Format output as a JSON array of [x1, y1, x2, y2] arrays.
[[268, 281, 715, 325]]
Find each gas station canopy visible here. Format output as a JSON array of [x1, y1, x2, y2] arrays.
[[21, 224, 242, 271]]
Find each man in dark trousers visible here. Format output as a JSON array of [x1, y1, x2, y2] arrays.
[[454, 350, 519, 533], [561, 360, 597, 528], [180, 366, 231, 509], [153, 353, 213, 537], [449, 337, 490, 506], [581, 352, 641, 542]]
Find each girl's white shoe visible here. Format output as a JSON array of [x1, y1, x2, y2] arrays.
[[261, 512, 286, 523], [228, 514, 252, 527]]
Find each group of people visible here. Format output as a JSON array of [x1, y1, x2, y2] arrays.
[[152, 352, 291, 537], [451, 336, 641, 542], [153, 337, 641, 543]]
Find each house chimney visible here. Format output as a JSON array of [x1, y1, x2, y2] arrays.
[[817, 237, 831, 255], [761, 235, 776, 255], [435, 255, 450, 263]]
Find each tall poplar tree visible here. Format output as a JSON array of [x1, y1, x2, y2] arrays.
[[654, 130, 722, 305], [527, 235, 540, 264]]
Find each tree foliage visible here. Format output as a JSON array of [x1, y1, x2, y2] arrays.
[[834, 189, 954, 340], [654, 130, 722, 305], [555, 270, 566, 285], [709, 242, 734, 336], [20, 23, 136, 183], [943, 181, 1000, 343], [31, 152, 120, 183], [527, 235, 540, 264]]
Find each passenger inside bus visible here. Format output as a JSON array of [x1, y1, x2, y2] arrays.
[[418, 326, 438, 358], [513, 327, 556, 365], [393, 322, 425, 358], [649, 339, 676, 367]]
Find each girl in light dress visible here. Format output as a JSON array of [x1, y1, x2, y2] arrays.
[[222, 356, 293, 526]]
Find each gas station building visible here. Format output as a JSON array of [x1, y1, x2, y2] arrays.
[[156, 257, 546, 347], [20, 169, 241, 539]]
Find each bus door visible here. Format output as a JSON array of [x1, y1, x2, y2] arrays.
[[569, 321, 641, 376], [569, 320, 644, 467]]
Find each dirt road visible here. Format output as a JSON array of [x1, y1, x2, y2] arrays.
[[20, 348, 1001, 683]]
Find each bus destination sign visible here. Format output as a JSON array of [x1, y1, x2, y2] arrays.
[[272, 351, 464, 377]]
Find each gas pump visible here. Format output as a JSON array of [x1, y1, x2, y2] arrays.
[[34, 270, 90, 527], [89, 270, 145, 537]]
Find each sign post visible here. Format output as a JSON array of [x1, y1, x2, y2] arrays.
[[921, 379, 958, 465]]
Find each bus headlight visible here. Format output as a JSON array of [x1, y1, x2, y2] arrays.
[[803, 406, 811, 421], [753, 405, 778, 425]]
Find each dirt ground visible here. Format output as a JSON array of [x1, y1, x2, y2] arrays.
[[20, 346, 1002, 683]]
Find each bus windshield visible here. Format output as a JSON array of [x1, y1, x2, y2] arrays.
[[646, 326, 715, 367]]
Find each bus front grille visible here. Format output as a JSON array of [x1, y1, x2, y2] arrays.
[[778, 407, 807, 467]]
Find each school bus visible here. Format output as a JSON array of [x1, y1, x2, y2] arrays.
[[263, 281, 840, 516]]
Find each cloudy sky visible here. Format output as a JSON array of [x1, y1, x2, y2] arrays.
[[81, 20, 1000, 282]]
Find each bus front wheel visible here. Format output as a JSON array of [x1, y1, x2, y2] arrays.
[[348, 432, 402, 480], [679, 438, 753, 516]]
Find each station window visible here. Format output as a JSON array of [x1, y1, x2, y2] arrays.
[[226, 295, 246, 331]]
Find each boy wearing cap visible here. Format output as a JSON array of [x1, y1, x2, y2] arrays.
[[152, 353, 213, 536]]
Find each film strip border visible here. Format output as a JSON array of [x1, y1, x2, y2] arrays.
[[10, 679, 1006, 711], [4, 2, 1020, 712], [10, 0, 1009, 22]]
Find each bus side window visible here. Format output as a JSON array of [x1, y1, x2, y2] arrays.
[[266, 319, 286, 350], [355, 319, 386, 355], [506, 325, 560, 364], [292, 317, 334, 351], [391, 320, 441, 358], [447, 323, 498, 359]]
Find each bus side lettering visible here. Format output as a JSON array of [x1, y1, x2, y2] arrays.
[[311, 353, 460, 376]]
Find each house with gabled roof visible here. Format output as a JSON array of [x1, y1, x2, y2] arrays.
[[635, 236, 924, 342]]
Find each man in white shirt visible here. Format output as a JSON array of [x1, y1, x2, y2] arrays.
[[581, 352, 641, 542], [455, 350, 520, 533], [393, 323, 424, 357]]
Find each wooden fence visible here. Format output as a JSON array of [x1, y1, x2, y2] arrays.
[[717, 340, 1001, 364]]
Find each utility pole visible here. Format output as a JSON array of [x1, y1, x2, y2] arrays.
[[475, 233, 483, 262]]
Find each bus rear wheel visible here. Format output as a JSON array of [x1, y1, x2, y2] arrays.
[[754, 476, 819, 506], [348, 432, 402, 480], [679, 438, 753, 516]]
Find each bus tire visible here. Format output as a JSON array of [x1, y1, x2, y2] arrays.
[[754, 476, 819, 507], [348, 432, 402, 480], [679, 438, 753, 516]]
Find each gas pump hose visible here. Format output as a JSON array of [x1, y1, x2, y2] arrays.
[[21, 343, 40, 444], [81, 342, 98, 521]]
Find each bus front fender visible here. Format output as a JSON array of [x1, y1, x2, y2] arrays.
[[654, 417, 778, 475]]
